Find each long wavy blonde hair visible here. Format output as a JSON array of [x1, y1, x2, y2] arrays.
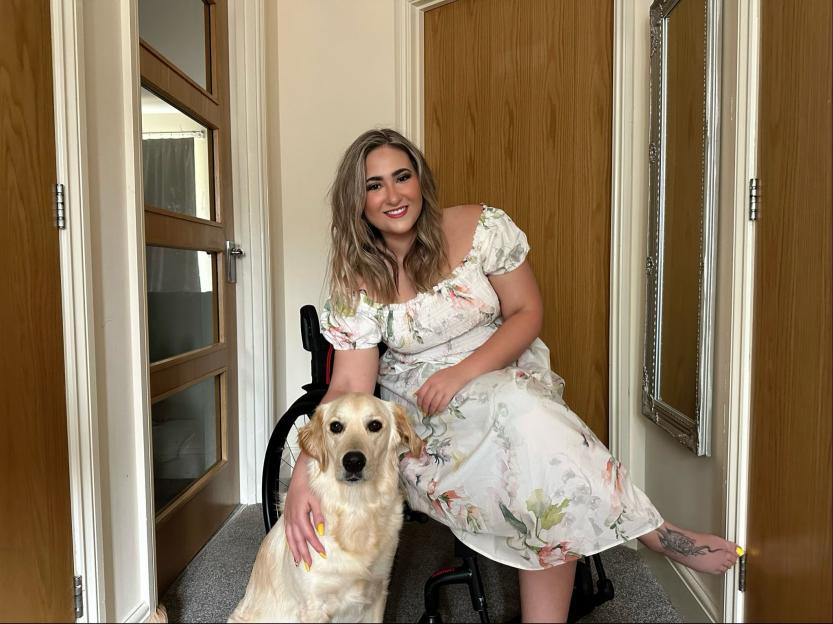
[[328, 128, 448, 308]]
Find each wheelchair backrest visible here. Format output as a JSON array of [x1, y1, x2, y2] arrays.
[[299, 304, 386, 393]]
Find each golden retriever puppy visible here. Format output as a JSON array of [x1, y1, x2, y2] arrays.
[[228, 393, 423, 623]]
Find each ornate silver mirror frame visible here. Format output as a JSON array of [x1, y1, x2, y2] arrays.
[[644, 0, 721, 456]]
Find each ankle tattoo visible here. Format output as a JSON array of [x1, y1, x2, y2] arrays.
[[658, 528, 720, 557]]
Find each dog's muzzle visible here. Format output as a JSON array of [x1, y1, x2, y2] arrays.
[[341, 451, 366, 482]]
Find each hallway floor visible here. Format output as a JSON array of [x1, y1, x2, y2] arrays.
[[160, 505, 682, 622]]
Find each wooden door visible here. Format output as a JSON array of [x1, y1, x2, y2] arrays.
[[0, 0, 75, 620], [424, 0, 613, 442], [746, 1, 832, 621], [138, 0, 239, 592]]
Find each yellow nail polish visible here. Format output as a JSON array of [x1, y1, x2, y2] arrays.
[[736, 546, 744, 556], [319, 550, 327, 560], [303, 561, 310, 572], [317, 523, 325, 537]]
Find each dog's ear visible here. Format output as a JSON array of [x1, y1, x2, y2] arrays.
[[299, 403, 328, 472], [391, 402, 424, 458]]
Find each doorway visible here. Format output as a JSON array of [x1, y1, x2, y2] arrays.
[[137, 0, 240, 592]]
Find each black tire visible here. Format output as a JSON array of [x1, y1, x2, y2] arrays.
[[261, 388, 326, 532]]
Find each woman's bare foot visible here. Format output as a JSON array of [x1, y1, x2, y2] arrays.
[[639, 523, 740, 574]]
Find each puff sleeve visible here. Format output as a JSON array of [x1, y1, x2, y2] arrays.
[[478, 206, 531, 275], [319, 296, 382, 350]]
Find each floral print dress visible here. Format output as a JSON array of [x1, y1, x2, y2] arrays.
[[320, 206, 663, 570]]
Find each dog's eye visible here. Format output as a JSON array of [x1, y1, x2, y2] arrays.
[[329, 421, 344, 434], [367, 420, 383, 433]]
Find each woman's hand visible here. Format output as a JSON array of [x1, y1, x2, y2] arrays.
[[283, 453, 326, 570], [415, 364, 471, 416]]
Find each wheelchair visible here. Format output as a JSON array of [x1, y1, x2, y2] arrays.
[[262, 305, 615, 623]]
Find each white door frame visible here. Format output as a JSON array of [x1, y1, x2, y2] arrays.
[[227, 0, 275, 507], [721, 0, 761, 620], [52, 0, 272, 619], [394, 0, 457, 145], [50, 0, 106, 620]]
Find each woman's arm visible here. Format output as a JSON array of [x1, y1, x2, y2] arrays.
[[415, 260, 543, 415], [284, 347, 379, 569]]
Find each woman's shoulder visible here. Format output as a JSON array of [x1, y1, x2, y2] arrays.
[[441, 203, 484, 236], [442, 203, 484, 222], [443, 203, 512, 225], [441, 204, 484, 260]]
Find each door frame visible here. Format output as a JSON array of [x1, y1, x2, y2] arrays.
[[396, 0, 759, 620], [719, 1, 760, 620], [51, 0, 273, 619], [50, 0, 106, 620]]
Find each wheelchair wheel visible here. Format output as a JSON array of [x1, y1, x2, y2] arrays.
[[261, 388, 326, 532]]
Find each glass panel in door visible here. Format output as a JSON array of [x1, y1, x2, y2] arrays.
[[139, 0, 211, 90], [146, 247, 218, 362], [141, 88, 214, 220], [151, 375, 221, 513]]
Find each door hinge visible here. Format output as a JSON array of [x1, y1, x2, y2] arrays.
[[74, 575, 83, 619], [55, 183, 66, 230], [737, 554, 747, 592], [748, 178, 761, 221]]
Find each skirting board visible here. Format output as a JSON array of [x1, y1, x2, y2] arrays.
[[638, 545, 714, 623], [122, 601, 151, 623]]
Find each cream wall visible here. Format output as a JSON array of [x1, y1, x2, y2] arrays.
[[271, 0, 398, 410]]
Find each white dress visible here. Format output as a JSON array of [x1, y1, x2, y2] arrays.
[[320, 206, 663, 570]]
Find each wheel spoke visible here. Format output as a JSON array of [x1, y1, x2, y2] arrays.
[[267, 411, 315, 520]]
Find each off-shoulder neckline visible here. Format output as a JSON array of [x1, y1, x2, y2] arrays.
[[359, 204, 494, 308]]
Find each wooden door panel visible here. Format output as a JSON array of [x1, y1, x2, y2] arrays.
[[746, 1, 832, 621], [424, 0, 612, 442], [139, 0, 239, 593], [0, 0, 74, 620]]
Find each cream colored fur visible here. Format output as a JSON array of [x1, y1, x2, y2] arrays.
[[228, 393, 423, 623]]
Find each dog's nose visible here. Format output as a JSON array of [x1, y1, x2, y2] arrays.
[[342, 451, 366, 474]]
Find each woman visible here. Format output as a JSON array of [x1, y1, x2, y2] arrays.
[[283, 128, 739, 622]]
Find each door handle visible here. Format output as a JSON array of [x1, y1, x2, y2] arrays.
[[225, 240, 244, 283]]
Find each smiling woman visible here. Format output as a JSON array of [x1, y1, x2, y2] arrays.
[[362, 147, 424, 245], [328, 129, 448, 307], [276, 127, 741, 623]]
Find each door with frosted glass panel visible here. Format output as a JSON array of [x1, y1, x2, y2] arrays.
[[138, 0, 239, 592]]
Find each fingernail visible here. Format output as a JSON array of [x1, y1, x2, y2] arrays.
[[736, 546, 744, 556], [303, 561, 310, 572], [317, 523, 325, 537], [319, 550, 327, 560]]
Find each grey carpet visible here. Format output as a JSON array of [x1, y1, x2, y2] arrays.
[[161, 505, 681, 623]]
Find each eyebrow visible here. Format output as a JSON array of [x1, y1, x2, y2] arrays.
[[365, 167, 412, 183]]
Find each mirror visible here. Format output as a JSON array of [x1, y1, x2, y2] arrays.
[[643, 0, 721, 456]]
